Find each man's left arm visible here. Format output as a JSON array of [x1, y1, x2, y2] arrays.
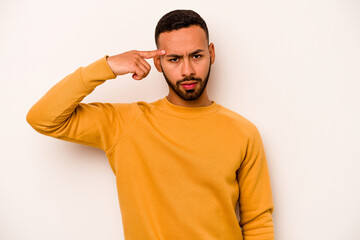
[[237, 126, 274, 240]]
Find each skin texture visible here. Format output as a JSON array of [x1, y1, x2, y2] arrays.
[[154, 25, 215, 107], [106, 25, 215, 107]]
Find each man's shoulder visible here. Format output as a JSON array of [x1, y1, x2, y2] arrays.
[[81, 101, 142, 120], [215, 104, 260, 136], [216, 104, 255, 126], [85, 98, 160, 113]]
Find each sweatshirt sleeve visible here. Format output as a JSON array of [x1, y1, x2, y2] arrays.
[[237, 126, 275, 240], [26, 55, 139, 152]]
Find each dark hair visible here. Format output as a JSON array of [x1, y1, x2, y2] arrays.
[[155, 9, 209, 47]]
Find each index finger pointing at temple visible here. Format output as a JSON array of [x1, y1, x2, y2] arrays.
[[138, 49, 166, 59]]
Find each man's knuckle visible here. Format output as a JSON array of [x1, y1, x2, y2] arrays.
[[129, 62, 137, 69]]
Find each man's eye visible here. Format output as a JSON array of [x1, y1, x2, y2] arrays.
[[193, 54, 202, 59], [169, 58, 178, 62]]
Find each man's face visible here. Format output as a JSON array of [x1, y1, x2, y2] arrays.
[[154, 25, 215, 101]]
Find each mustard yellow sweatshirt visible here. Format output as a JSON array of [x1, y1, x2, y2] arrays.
[[26, 56, 274, 240]]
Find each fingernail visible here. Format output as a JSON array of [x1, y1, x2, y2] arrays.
[[161, 50, 166, 54]]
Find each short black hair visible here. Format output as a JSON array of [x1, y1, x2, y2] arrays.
[[155, 9, 209, 47]]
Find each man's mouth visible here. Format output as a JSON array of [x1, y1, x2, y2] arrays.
[[180, 81, 198, 90]]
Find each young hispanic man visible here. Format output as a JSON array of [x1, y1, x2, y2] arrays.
[[27, 9, 274, 240]]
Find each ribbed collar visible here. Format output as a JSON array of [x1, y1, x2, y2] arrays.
[[153, 96, 219, 117]]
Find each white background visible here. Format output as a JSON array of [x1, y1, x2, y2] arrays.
[[1, 0, 359, 239]]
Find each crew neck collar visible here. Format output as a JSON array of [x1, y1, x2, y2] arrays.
[[155, 96, 219, 116]]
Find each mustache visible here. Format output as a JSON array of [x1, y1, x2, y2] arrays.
[[177, 77, 202, 85]]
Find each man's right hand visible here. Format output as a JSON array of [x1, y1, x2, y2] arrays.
[[106, 50, 166, 80]]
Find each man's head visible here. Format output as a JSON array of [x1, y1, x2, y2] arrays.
[[155, 9, 209, 47], [153, 10, 215, 102]]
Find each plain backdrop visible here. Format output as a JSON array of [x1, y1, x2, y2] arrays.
[[1, 0, 359, 239]]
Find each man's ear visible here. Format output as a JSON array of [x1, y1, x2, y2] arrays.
[[153, 56, 163, 72], [209, 43, 215, 65]]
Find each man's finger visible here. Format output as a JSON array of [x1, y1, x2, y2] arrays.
[[138, 49, 166, 59], [138, 57, 151, 72], [136, 60, 150, 78], [133, 66, 146, 80]]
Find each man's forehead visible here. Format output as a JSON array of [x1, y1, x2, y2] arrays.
[[157, 25, 208, 50]]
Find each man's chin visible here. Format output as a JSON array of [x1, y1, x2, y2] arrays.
[[173, 88, 201, 101]]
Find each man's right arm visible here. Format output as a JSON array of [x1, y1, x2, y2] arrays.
[[26, 50, 166, 150]]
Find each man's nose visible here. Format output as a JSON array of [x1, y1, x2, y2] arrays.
[[181, 58, 195, 77]]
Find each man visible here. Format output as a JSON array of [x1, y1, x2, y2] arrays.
[[27, 9, 274, 240]]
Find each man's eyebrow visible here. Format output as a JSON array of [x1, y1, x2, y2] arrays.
[[165, 49, 205, 58]]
